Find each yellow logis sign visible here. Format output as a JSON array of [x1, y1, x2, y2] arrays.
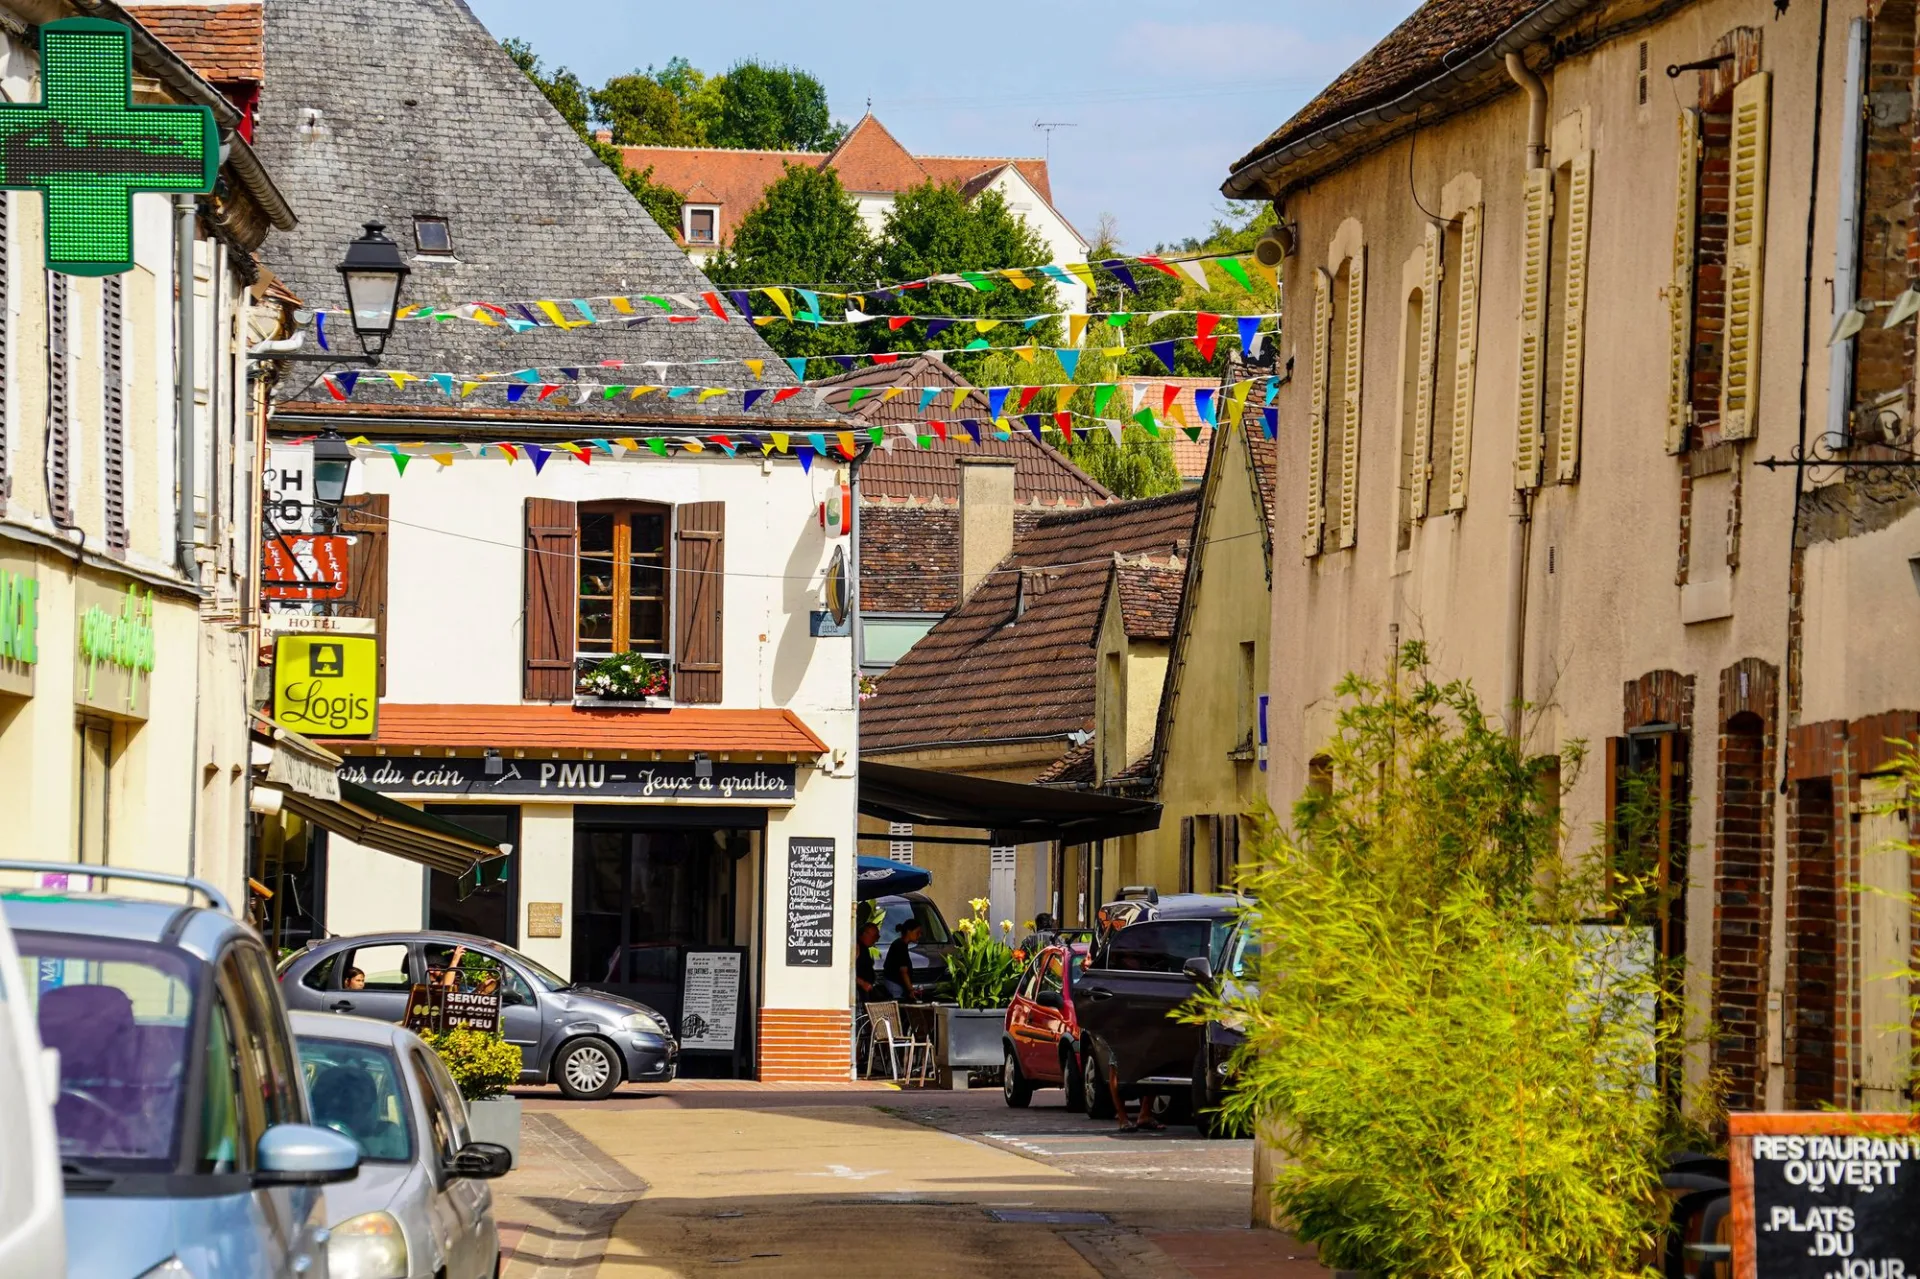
[[273, 634, 378, 738]]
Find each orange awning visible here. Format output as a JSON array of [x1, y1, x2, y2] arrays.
[[324, 704, 828, 756]]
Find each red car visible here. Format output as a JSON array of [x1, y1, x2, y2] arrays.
[[1001, 942, 1091, 1108]]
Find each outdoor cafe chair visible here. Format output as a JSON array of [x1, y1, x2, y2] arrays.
[[863, 1000, 931, 1083]]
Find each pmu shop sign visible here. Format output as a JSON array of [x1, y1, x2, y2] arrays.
[[272, 634, 377, 737], [0, 19, 217, 276], [338, 756, 797, 803]]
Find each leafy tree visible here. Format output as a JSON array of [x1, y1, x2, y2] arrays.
[[704, 164, 874, 361], [592, 73, 700, 146], [966, 344, 1177, 498], [1193, 647, 1693, 1277], [708, 60, 845, 151], [1087, 209, 1279, 380]]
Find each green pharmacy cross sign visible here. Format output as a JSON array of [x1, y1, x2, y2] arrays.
[[0, 18, 216, 277]]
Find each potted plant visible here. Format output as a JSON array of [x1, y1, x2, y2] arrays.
[[419, 1025, 524, 1167], [574, 652, 670, 707], [935, 898, 1022, 1083]]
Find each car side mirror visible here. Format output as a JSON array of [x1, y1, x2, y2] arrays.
[[446, 1141, 513, 1179], [1182, 956, 1214, 984], [1035, 990, 1063, 1010], [255, 1123, 361, 1186]]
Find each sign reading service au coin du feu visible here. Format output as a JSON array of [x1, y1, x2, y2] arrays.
[[1731, 1113, 1920, 1279]]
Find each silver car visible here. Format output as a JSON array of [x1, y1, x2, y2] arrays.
[[279, 932, 677, 1100], [291, 1012, 510, 1279]]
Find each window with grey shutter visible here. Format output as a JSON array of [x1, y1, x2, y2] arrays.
[[103, 275, 126, 555], [46, 271, 69, 523]]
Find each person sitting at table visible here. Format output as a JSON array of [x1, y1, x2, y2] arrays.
[[884, 916, 923, 1001]]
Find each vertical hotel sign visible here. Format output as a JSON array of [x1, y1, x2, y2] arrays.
[[0, 18, 217, 276]]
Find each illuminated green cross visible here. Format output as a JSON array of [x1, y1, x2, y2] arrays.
[[0, 18, 216, 277]]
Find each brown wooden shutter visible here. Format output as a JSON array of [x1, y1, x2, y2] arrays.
[[1179, 816, 1195, 893], [523, 497, 577, 701], [46, 272, 69, 522], [674, 501, 725, 704], [338, 495, 390, 697], [103, 275, 127, 555]]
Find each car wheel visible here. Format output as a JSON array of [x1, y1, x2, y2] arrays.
[[1061, 1044, 1086, 1112], [554, 1037, 622, 1100], [1002, 1047, 1034, 1108], [1193, 1042, 1238, 1139], [1081, 1043, 1115, 1120]]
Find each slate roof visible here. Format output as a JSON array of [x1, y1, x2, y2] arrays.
[[1034, 743, 1094, 786], [1103, 557, 1186, 641], [254, 0, 832, 427], [860, 489, 1200, 754], [1227, 0, 1549, 186], [124, 3, 263, 84], [860, 506, 960, 613]]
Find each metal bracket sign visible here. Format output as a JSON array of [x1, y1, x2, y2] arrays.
[[0, 18, 218, 276]]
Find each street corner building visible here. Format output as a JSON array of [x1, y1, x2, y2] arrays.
[[249, 0, 860, 1080], [0, 0, 294, 903], [1227, 0, 1920, 1114]]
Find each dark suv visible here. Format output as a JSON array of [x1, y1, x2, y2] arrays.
[[1073, 892, 1250, 1134]]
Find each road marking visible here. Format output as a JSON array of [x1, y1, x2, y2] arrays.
[[796, 1164, 888, 1180]]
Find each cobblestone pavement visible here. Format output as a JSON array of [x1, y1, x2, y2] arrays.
[[495, 1112, 648, 1278]]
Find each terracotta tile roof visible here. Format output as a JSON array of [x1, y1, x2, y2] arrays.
[[861, 489, 1201, 754], [124, 3, 264, 84], [618, 145, 816, 245], [860, 506, 960, 613], [327, 704, 828, 755], [919, 154, 1053, 203], [1230, 0, 1545, 177], [1121, 378, 1219, 481], [1035, 742, 1094, 785], [1105, 556, 1186, 641], [821, 115, 929, 192], [1245, 432, 1279, 539]]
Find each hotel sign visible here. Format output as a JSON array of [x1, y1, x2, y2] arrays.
[[339, 756, 797, 803]]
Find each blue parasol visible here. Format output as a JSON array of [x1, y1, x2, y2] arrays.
[[857, 854, 931, 900]]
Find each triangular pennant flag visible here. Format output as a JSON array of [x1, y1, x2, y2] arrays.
[[537, 383, 561, 401], [629, 385, 660, 399], [431, 374, 453, 396], [526, 445, 550, 473], [322, 375, 347, 402], [1219, 257, 1255, 292], [461, 381, 481, 398], [773, 387, 803, 403], [1014, 345, 1037, 364], [796, 445, 814, 473], [647, 438, 668, 456], [918, 388, 940, 412], [1106, 312, 1132, 327], [1132, 384, 1150, 413], [807, 433, 828, 455], [1102, 259, 1138, 292], [964, 338, 991, 351], [797, 289, 822, 321], [1103, 418, 1124, 444], [774, 357, 802, 382], [1261, 406, 1279, 438], [335, 370, 361, 396], [958, 270, 996, 291], [953, 387, 969, 411], [872, 352, 899, 365], [1023, 414, 1044, 443], [514, 304, 543, 328], [1069, 313, 1088, 347], [1148, 341, 1177, 374], [433, 451, 456, 467], [707, 435, 736, 456], [1056, 348, 1080, 379], [926, 319, 954, 340], [962, 419, 982, 443], [761, 287, 794, 320], [974, 319, 1001, 333], [1196, 335, 1218, 362], [1132, 408, 1159, 438], [988, 387, 1010, 418], [506, 384, 527, 403], [1040, 264, 1075, 287], [1195, 388, 1216, 425], [837, 431, 858, 457], [1054, 384, 1076, 413], [880, 386, 906, 401], [512, 368, 542, 384], [846, 388, 873, 409], [697, 388, 729, 402], [745, 359, 764, 380], [930, 420, 949, 441], [314, 311, 330, 350], [1017, 386, 1042, 411], [701, 291, 729, 320], [1237, 316, 1261, 351], [1000, 267, 1034, 290], [767, 431, 791, 454], [387, 371, 417, 389], [1183, 425, 1202, 442], [832, 355, 856, 371], [868, 426, 884, 446], [602, 386, 624, 400], [1092, 384, 1116, 416], [1137, 254, 1182, 279], [1054, 411, 1073, 441], [1065, 262, 1096, 292], [1178, 258, 1211, 291], [1196, 313, 1221, 342], [727, 290, 754, 318], [536, 301, 581, 329], [889, 315, 913, 331]]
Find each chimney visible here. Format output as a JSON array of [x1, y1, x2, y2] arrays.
[[594, 128, 613, 144], [958, 457, 1016, 602]]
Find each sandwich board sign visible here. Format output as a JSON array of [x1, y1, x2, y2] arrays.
[[1729, 1112, 1919, 1278], [0, 18, 217, 276]]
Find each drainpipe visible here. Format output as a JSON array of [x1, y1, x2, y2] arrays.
[[174, 194, 199, 584], [1502, 52, 1548, 740]]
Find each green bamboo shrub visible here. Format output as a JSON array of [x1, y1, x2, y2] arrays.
[[1198, 647, 1679, 1277]]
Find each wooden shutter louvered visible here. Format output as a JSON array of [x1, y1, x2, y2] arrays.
[[1556, 151, 1593, 483], [338, 495, 390, 697], [1411, 223, 1442, 521], [1305, 268, 1332, 555], [1720, 72, 1771, 440], [523, 497, 577, 701], [1447, 205, 1482, 512], [1667, 111, 1701, 454], [103, 275, 127, 555], [1336, 248, 1366, 549], [673, 501, 725, 704], [1514, 169, 1552, 490], [46, 272, 69, 521]]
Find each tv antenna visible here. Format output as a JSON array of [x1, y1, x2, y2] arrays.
[[1033, 119, 1077, 163]]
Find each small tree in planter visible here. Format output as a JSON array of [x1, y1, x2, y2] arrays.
[[420, 1026, 524, 1166], [936, 899, 1022, 1081], [1195, 646, 1695, 1278]]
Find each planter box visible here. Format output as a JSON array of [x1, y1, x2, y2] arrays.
[[465, 1095, 521, 1169], [937, 1006, 1007, 1071], [570, 695, 672, 710]]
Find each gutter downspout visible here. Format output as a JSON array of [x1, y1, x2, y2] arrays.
[[1502, 52, 1548, 741], [174, 195, 199, 584]]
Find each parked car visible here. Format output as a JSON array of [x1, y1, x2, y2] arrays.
[[292, 1011, 510, 1279], [0, 876, 63, 1276], [869, 892, 957, 999], [0, 861, 361, 1278], [1073, 893, 1246, 1124], [1001, 941, 1091, 1109], [279, 931, 677, 1100]]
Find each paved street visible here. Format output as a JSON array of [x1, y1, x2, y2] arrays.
[[493, 1082, 1324, 1278]]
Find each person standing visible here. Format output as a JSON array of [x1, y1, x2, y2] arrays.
[[884, 916, 923, 1001], [854, 921, 882, 1002]]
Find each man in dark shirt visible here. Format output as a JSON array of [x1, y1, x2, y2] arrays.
[[884, 916, 923, 1001], [854, 922, 881, 1002]]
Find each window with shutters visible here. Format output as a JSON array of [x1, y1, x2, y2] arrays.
[[46, 271, 69, 522], [1304, 268, 1331, 555], [1316, 245, 1365, 552], [1546, 152, 1592, 484], [103, 275, 127, 555], [577, 503, 671, 658], [1439, 205, 1481, 513], [1514, 168, 1551, 489], [1395, 260, 1430, 551]]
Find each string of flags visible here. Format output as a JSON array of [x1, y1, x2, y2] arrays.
[[306, 249, 1276, 338]]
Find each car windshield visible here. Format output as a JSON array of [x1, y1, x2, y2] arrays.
[[297, 1037, 413, 1162], [15, 932, 196, 1167], [878, 898, 951, 945]]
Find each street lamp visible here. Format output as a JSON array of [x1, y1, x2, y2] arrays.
[[311, 430, 355, 509], [336, 222, 410, 359]]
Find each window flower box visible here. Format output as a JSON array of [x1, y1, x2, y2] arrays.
[[573, 654, 671, 708]]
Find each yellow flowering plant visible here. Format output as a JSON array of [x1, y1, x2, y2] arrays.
[[940, 898, 1021, 1009]]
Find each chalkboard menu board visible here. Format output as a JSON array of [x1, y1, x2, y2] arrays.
[[785, 837, 836, 967], [679, 950, 743, 1053], [1732, 1113, 1920, 1279]]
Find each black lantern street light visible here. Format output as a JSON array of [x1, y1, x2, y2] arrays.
[[311, 430, 355, 508], [336, 222, 410, 360]]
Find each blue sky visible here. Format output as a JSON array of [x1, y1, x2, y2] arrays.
[[464, 1, 1423, 251]]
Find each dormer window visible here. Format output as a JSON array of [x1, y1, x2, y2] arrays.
[[683, 206, 718, 246], [413, 216, 453, 257]]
